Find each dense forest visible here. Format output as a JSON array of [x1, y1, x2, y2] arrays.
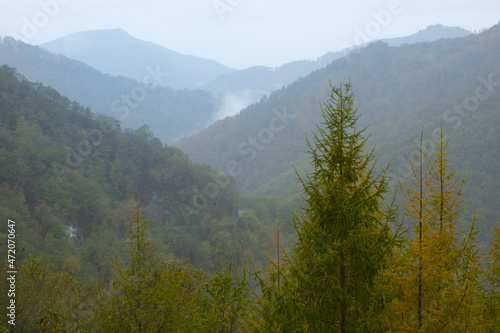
[[1, 63, 500, 331], [176, 23, 500, 247], [0, 63, 305, 277]]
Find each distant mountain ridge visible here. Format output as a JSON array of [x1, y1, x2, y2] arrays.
[[40, 29, 236, 90], [201, 24, 473, 118], [0, 37, 218, 143], [38, 25, 473, 99], [0, 24, 476, 143]]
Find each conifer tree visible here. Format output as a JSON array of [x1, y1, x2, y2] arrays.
[[96, 204, 205, 332], [380, 127, 483, 332], [254, 82, 396, 332], [96, 205, 250, 332], [96, 204, 164, 332]]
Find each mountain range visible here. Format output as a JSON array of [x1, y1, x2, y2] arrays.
[[205, 24, 472, 95], [39, 25, 471, 96], [40, 28, 236, 90], [0, 21, 498, 266], [0, 36, 218, 143], [175, 23, 500, 245], [1, 18, 499, 328], [39, 25, 473, 121], [0, 24, 472, 143]]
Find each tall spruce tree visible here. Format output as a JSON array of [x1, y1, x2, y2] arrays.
[[254, 82, 396, 332]]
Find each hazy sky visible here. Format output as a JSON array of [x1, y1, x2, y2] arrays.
[[0, 0, 498, 69]]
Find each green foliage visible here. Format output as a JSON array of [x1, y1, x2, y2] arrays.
[[96, 206, 250, 332], [0, 65, 243, 279], [202, 267, 250, 332], [0, 255, 97, 332], [3, 28, 500, 331], [177, 25, 500, 248], [253, 82, 397, 332], [96, 206, 166, 332]]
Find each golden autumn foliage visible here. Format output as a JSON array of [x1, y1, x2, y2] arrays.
[[379, 128, 484, 332]]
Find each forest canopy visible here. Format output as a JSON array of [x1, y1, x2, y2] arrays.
[[1, 68, 500, 331]]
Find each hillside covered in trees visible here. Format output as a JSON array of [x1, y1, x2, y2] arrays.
[[1, 21, 500, 332], [176, 23, 500, 246], [0, 65, 299, 281], [2, 73, 500, 331], [0, 37, 219, 143]]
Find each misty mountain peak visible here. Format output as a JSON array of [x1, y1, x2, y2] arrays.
[[40, 29, 235, 90]]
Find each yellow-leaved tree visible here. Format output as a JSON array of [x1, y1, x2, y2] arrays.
[[379, 127, 484, 332]]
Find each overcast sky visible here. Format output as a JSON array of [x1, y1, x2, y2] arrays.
[[0, 0, 498, 69]]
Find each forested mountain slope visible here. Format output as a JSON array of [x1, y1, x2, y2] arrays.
[[203, 24, 471, 96], [1, 67, 498, 333], [0, 37, 217, 143], [0, 25, 473, 144], [0, 65, 260, 279], [176, 23, 500, 244]]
